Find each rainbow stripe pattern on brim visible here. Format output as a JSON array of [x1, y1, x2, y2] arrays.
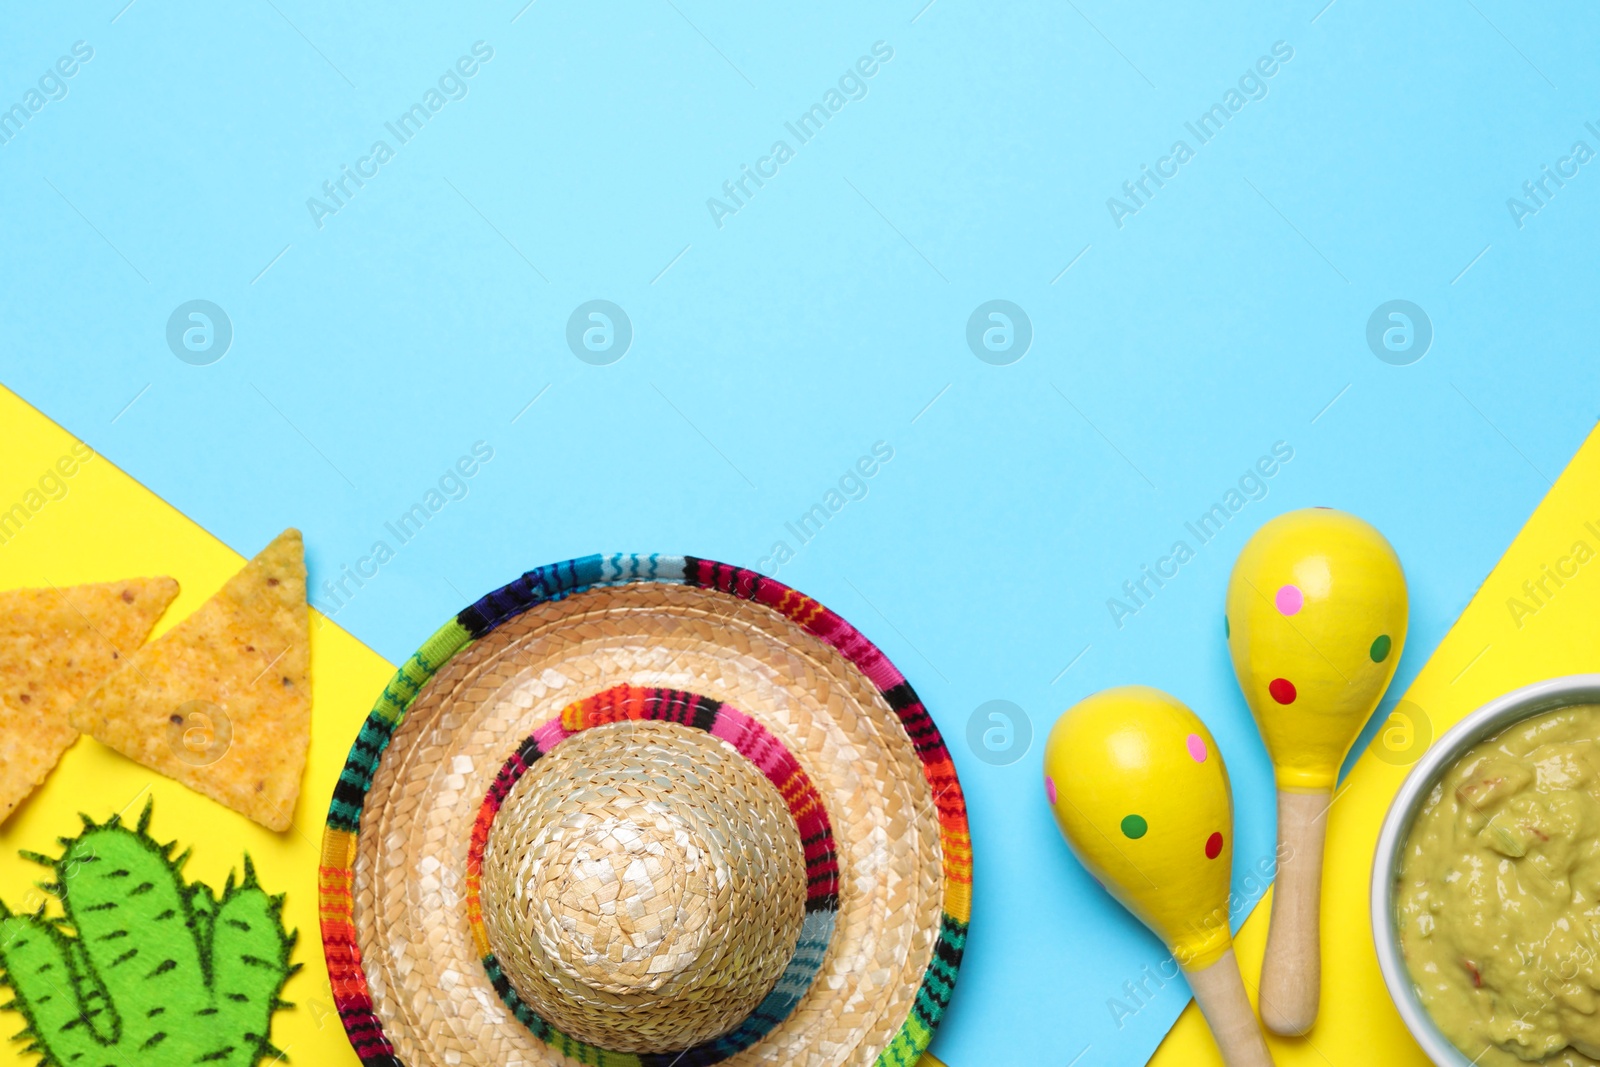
[[464, 684, 838, 1066], [319, 554, 972, 1067]]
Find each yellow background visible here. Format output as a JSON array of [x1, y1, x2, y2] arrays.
[[2, 377, 1595, 1067]]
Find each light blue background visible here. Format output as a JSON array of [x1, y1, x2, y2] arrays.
[[3, 2, 1599, 1064]]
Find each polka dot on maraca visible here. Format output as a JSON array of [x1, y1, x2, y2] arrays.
[[1205, 832, 1224, 859], [1370, 634, 1392, 663], [1269, 677, 1297, 705], [1044, 775, 1057, 805], [1275, 584, 1304, 615], [1121, 814, 1148, 839], [1186, 733, 1208, 763]]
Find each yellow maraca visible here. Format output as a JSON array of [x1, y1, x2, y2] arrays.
[[1045, 686, 1274, 1067], [1226, 508, 1407, 1035]]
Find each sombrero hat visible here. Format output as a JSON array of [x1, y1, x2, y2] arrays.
[[320, 555, 971, 1067]]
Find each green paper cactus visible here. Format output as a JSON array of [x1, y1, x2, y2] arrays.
[[0, 802, 298, 1067]]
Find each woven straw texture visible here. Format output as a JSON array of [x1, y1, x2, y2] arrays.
[[480, 718, 807, 1052], [321, 555, 971, 1067], [460, 684, 842, 1067]]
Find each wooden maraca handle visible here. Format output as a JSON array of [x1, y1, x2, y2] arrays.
[[1185, 948, 1276, 1067], [1259, 789, 1331, 1035]]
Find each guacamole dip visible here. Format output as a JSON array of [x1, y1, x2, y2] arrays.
[[1398, 704, 1600, 1066]]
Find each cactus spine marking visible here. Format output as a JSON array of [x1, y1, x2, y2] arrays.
[[0, 801, 298, 1067]]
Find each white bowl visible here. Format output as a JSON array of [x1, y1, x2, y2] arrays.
[[1370, 674, 1600, 1066]]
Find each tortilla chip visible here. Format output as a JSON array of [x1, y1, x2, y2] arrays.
[[0, 577, 179, 825], [70, 530, 310, 832]]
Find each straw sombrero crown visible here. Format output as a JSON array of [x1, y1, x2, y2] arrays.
[[321, 555, 971, 1067]]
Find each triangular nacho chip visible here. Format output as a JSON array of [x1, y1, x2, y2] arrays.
[[70, 529, 310, 832], [0, 577, 179, 825]]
